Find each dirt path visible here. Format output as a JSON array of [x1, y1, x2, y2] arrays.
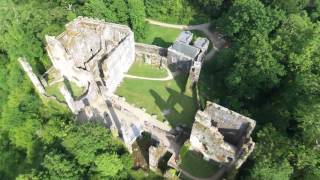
[[146, 19, 225, 60], [124, 67, 173, 81]]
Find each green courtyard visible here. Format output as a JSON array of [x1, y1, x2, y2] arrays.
[[116, 63, 197, 128], [127, 61, 168, 78]]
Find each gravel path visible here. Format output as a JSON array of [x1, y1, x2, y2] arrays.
[[124, 67, 173, 81]]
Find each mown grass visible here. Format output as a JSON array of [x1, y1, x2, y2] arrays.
[[127, 61, 168, 78], [138, 23, 181, 48], [116, 73, 197, 128]]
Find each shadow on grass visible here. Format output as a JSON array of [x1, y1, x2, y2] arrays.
[[63, 78, 74, 97], [173, 71, 189, 93], [149, 86, 196, 128], [152, 37, 172, 48]]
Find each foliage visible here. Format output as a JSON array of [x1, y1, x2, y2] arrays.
[[41, 152, 80, 179], [1, 0, 320, 179], [128, 0, 147, 41], [0, 1, 135, 179], [225, 33, 286, 99], [200, 0, 320, 179], [144, 0, 210, 24], [215, 0, 284, 38]]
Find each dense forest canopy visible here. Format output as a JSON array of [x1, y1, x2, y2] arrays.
[[0, 0, 320, 179]]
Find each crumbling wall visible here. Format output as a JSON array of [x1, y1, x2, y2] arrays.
[[190, 101, 256, 169], [148, 146, 167, 171], [167, 48, 193, 72], [135, 43, 167, 67], [190, 111, 237, 164], [18, 57, 46, 94], [103, 33, 135, 94]]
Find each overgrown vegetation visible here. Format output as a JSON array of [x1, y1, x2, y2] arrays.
[[1, 0, 320, 179], [199, 0, 320, 179], [0, 0, 146, 179]]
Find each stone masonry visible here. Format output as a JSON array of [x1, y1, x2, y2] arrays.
[[190, 102, 256, 169], [19, 17, 255, 178], [167, 31, 209, 84]]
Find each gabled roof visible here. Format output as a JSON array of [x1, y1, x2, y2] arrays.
[[194, 37, 210, 51], [171, 41, 200, 59], [176, 31, 193, 44]]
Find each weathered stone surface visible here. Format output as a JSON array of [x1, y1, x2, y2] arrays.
[[20, 17, 256, 176], [190, 110, 237, 164], [135, 43, 167, 67], [18, 57, 46, 94], [194, 37, 210, 52], [176, 31, 193, 44], [167, 31, 208, 75], [190, 101, 256, 168], [46, 16, 135, 94], [149, 145, 167, 171]]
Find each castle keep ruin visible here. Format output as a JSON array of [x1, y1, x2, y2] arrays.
[[190, 102, 255, 169], [19, 17, 255, 179], [46, 17, 135, 94]]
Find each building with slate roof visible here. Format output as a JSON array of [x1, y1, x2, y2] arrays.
[[167, 31, 209, 83]]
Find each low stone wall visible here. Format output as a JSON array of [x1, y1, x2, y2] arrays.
[[135, 43, 168, 67]]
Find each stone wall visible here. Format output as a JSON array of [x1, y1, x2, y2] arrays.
[[189, 101, 256, 168], [103, 33, 135, 94], [135, 43, 168, 67], [167, 49, 193, 72], [18, 57, 46, 95]]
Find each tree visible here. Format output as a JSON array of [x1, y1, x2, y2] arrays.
[[272, 14, 320, 73], [80, 0, 129, 24], [61, 123, 124, 166], [225, 33, 285, 99], [261, 0, 309, 13], [215, 0, 284, 37], [93, 153, 125, 178], [40, 152, 80, 179], [128, 0, 147, 40], [144, 0, 184, 23], [249, 160, 293, 180]]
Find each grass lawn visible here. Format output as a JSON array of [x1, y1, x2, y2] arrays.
[[127, 61, 168, 78], [180, 150, 220, 178], [45, 79, 85, 101], [138, 23, 181, 48], [116, 73, 197, 128]]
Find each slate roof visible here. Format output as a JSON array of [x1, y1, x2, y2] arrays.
[[176, 31, 193, 44], [194, 37, 210, 51], [171, 41, 200, 59]]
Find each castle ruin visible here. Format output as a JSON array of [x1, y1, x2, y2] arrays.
[[19, 17, 255, 179]]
